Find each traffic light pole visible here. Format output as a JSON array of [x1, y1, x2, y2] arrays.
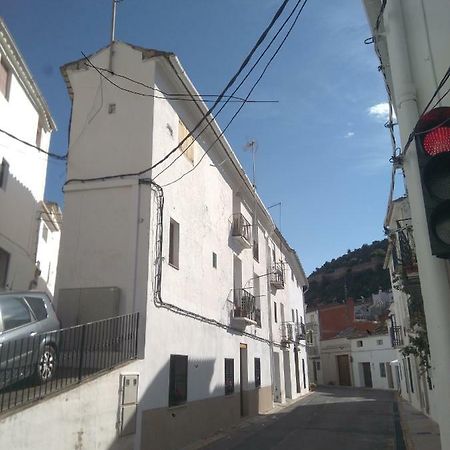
[[366, 0, 450, 447]]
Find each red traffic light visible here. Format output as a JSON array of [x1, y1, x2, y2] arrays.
[[423, 127, 450, 156]]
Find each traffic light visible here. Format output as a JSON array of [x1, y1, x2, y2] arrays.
[[415, 107, 450, 258]]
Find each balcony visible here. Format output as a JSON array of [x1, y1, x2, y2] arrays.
[[270, 262, 285, 289], [232, 289, 257, 326], [392, 227, 420, 293], [390, 325, 403, 348], [295, 321, 306, 342], [281, 322, 294, 346], [231, 213, 252, 248]]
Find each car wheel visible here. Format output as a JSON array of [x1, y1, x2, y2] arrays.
[[36, 346, 57, 384]]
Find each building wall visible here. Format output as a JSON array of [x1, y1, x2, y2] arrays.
[[350, 335, 397, 390], [55, 43, 309, 450], [0, 26, 53, 292], [320, 337, 352, 386]]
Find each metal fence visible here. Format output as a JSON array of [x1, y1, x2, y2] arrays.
[[0, 312, 139, 414]]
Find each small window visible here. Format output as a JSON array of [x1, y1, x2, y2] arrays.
[[0, 247, 10, 288], [0, 57, 11, 99], [255, 358, 261, 388], [377, 339, 383, 345], [0, 158, 9, 190], [169, 354, 188, 407], [296, 309, 299, 324], [169, 219, 180, 269], [316, 361, 321, 371], [357, 340, 363, 347], [252, 227, 259, 262], [212, 252, 217, 269], [0, 296, 32, 332], [291, 309, 295, 323], [42, 224, 48, 242], [25, 296, 48, 321], [224, 358, 234, 395], [274, 302, 277, 323], [306, 330, 313, 345], [380, 362, 386, 378], [178, 119, 195, 163]]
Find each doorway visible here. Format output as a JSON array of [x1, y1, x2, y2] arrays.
[[362, 362, 373, 388], [283, 351, 292, 399], [239, 344, 248, 417], [294, 348, 301, 393], [273, 352, 282, 403], [337, 354, 351, 386]]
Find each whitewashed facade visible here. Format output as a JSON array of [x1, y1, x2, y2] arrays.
[[54, 41, 309, 450], [0, 18, 59, 294], [384, 197, 437, 419]]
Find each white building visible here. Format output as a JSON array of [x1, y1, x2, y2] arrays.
[[384, 197, 437, 419], [350, 333, 397, 390], [305, 308, 323, 385], [0, 17, 60, 294], [53, 41, 309, 450]]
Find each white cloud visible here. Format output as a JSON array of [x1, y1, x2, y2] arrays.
[[345, 131, 355, 138], [367, 102, 396, 121]]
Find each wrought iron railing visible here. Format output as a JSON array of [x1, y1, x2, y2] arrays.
[[270, 262, 285, 288], [393, 227, 418, 274], [281, 322, 294, 343], [0, 313, 139, 414], [233, 289, 256, 322], [390, 325, 403, 348], [231, 213, 252, 243], [295, 322, 306, 341]]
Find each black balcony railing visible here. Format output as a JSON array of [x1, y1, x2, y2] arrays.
[[295, 322, 306, 341], [281, 322, 294, 343], [233, 289, 256, 322], [231, 213, 252, 243], [0, 313, 139, 415], [393, 227, 418, 274], [390, 325, 403, 348], [270, 262, 285, 288]]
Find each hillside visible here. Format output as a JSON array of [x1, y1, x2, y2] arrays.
[[306, 240, 391, 305]]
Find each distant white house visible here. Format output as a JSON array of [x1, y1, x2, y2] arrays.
[[0, 17, 60, 294]]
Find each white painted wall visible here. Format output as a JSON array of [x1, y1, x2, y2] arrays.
[[54, 42, 310, 450], [0, 23, 55, 292], [350, 335, 397, 390], [320, 337, 351, 386]]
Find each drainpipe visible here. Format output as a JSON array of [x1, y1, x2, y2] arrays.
[[367, 1, 450, 446]]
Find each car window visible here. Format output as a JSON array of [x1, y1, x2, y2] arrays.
[[0, 296, 32, 331], [25, 296, 48, 321]]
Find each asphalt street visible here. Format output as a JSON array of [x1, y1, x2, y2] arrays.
[[200, 387, 402, 450]]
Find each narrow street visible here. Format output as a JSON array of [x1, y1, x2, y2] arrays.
[[200, 387, 403, 450]]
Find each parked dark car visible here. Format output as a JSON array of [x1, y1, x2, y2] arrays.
[[0, 292, 60, 389]]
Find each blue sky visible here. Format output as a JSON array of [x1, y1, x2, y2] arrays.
[[1, 0, 398, 275]]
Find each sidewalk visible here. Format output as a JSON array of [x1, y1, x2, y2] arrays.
[[398, 398, 441, 450]]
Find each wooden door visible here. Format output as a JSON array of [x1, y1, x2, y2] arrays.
[[337, 354, 351, 386]]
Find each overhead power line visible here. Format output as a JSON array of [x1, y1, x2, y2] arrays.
[[82, 62, 278, 104], [66, 0, 292, 185], [0, 128, 67, 161], [159, 0, 310, 187]]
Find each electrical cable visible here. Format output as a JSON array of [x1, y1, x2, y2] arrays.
[[82, 62, 278, 104], [0, 128, 67, 161], [66, 0, 292, 185], [159, 0, 310, 187]]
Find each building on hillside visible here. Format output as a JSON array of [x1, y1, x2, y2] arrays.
[[384, 197, 437, 419], [0, 17, 60, 294], [54, 41, 309, 450]]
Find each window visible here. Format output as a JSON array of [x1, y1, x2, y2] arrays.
[[291, 309, 295, 323], [0, 57, 11, 99], [169, 355, 188, 406], [168, 219, 180, 268], [380, 362, 386, 378], [377, 339, 383, 345], [356, 340, 363, 347], [316, 361, 321, 371], [255, 358, 261, 388], [0, 158, 9, 190], [25, 296, 48, 321], [212, 252, 217, 269], [252, 227, 259, 261], [224, 358, 234, 395], [0, 296, 32, 332], [42, 224, 48, 242], [306, 330, 313, 345], [407, 357, 414, 393], [273, 302, 277, 323], [178, 119, 195, 163], [0, 247, 9, 288], [296, 309, 299, 324]]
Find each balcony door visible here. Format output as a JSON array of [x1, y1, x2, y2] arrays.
[[233, 255, 242, 291]]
